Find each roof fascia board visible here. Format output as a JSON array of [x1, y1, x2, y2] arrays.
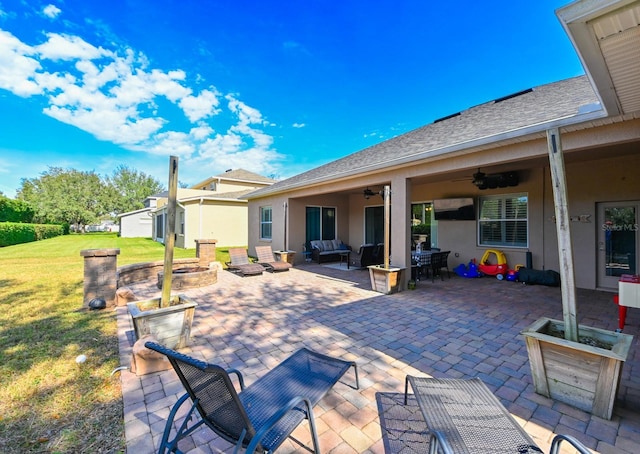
[[179, 195, 249, 203], [247, 109, 607, 199], [556, 0, 638, 116]]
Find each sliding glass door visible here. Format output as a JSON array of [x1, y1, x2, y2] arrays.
[[365, 206, 384, 245], [305, 206, 336, 243]]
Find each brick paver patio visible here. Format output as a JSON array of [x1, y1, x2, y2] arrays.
[[117, 263, 640, 453]]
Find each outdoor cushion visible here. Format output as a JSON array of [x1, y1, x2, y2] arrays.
[[310, 240, 324, 252]]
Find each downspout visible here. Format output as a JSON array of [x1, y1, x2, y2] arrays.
[[199, 198, 204, 241], [283, 201, 288, 251]]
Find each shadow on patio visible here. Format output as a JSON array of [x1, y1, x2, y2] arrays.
[[117, 263, 640, 453]]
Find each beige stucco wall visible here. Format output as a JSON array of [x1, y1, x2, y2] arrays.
[[248, 118, 640, 287], [177, 200, 249, 249]]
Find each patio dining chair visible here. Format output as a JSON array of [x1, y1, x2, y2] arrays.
[[145, 342, 359, 454], [429, 251, 451, 281], [255, 246, 292, 272], [226, 248, 265, 276]]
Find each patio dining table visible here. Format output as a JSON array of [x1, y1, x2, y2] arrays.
[[411, 251, 432, 280]]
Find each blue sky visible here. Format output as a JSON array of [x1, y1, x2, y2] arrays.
[[0, 1, 585, 197]]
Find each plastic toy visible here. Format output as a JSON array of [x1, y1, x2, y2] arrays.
[[506, 264, 524, 282], [454, 259, 482, 278], [478, 249, 508, 277]]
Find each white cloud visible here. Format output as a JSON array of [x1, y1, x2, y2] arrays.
[[42, 5, 61, 19], [179, 88, 221, 122], [0, 30, 42, 96], [35, 33, 108, 61], [190, 124, 214, 140], [0, 23, 282, 178], [292, 122, 305, 128], [142, 131, 195, 157]]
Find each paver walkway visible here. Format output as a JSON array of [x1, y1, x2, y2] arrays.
[[116, 263, 640, 453]]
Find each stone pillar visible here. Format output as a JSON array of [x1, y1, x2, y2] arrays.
[[80, 248, 120, 308], [195, 239, 217, 267]]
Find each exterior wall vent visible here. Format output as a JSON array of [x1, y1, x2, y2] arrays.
[[433, 112, 461, 123], [494, 88, 533, 103]]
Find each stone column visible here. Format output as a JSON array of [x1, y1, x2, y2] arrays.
[[80, 248, 120, 308], [195, 239, 217, 267]]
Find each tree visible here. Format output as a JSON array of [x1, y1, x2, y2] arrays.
[[105, 165, 165, 215], [17, 167, 110, 230]]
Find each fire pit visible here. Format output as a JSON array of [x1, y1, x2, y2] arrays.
[[157, 267, 217, 290]]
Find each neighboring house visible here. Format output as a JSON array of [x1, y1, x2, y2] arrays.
[[117, 194, 161, 238], [152, 169, 275, 248], [246, 0, 640, 291], [84, 220, 119, 233]]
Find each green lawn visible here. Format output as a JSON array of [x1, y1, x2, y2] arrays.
[[0, 233, 217, 453]]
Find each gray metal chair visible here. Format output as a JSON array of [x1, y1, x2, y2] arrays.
[[146, 342, 359, 453], [404, 376, 591, 454]]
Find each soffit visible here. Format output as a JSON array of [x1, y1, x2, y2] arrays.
[[558, 0, 640, 115]]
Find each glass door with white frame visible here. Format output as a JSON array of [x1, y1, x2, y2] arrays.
[[597, 202, 639, 289]]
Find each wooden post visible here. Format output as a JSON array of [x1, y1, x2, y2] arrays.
[[383, 185, 391, 269], [161, 156, 179, 308], [546, 129, 578, 342]]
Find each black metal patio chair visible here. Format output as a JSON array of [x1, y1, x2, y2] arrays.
[[145, 342, 359, 454], [429, 251, 451, 281]]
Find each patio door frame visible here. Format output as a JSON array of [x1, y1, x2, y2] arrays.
[[596, 201, 639, 289]]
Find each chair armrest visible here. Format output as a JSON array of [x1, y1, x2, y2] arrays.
[[226, 368, 245, 390], [429, 431, 455, 454], [550, 434, 592, 454], [246, 396, 315, 454]]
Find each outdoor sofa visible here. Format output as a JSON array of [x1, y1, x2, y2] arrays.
[[309, 239, 352, 264]]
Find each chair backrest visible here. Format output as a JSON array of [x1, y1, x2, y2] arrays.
[[361, 244, 375, 258], [440, 251, 450, 266], [229, 248, 251, 266], [255, 246, 275, 263], [430, 251, 443, 268], [145, 342, 258, 448]]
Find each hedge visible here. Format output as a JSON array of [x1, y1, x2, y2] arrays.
[[0, 196, 34, 223], [0, 222, 64, 247]]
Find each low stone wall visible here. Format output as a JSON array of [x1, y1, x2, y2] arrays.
[[117, 258, 199, 288]]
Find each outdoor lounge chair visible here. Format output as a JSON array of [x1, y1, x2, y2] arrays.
[[255, 246, 292, 272], [226, 248, 265, 276], [145, 342, 359, 454], [404, 376, 591, 454]]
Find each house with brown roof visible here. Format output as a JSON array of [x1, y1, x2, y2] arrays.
[[246, 0, 640, 291], [152, 169, 276, 248]]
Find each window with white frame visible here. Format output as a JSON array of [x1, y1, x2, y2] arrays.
[[478, 193, 528, 247], [260, 206, 272, 240]]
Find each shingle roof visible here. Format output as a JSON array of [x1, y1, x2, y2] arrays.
[[249, 76, 600, 198], [213, 168, 276, 184], [179, 189, 255, 201]]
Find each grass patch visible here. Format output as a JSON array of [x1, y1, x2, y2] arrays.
[[0, 233, 234, 453]]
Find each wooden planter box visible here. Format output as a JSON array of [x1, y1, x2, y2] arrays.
[[127, 295, 197, 349], [521, 317, 633, 420], [368, 265, 405, 294]]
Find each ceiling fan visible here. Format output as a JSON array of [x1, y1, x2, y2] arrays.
[[454, 168, 519, 190]]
